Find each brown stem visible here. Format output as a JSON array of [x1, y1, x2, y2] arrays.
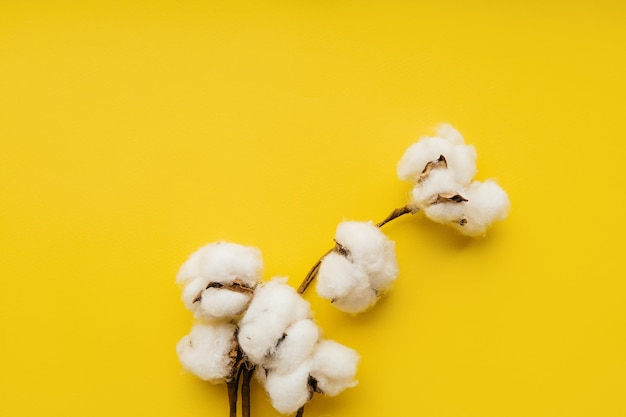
[[226, 371, 241, 417], [297, 205, 414, 295], [375, 205, 413, 228], [297, 248, 332, 295], [296, 406, 305, 417], [241, 363, 255, 417]]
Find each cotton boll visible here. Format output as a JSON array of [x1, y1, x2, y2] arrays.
[[367, 246, 399, 293], [334, 221, 392, 271], [423, 198, 467, 225], [319, 222, 399, 308], [264, 360, 313, 414], [317, 252, 367, 300], [436, 123, 464, 145], [310, 340, 359, 397], [176, 241, 263, 286], [265, 319, 320, 374], [332, 284, 378, 314], [241, 279, 311, 326], [452, 180, 510, 237], [238, 322, 277, 365], [176, 322, 237, 383], [239, 279, 311, 364], [397, 136, 456, 182], [181, 277, 209, 313], [197, 288, 252, 320], [397, 130, 477, 185], [410, 169, 462, 209], [176, 249, 205, 285]]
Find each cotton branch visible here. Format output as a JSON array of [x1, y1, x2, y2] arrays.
[[297, 205, 412, 295]]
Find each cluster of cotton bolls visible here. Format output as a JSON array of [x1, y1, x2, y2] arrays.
[[176, 242, 359, 415], [176, 241, 263, 384], [240, 278, 359, 414], [175, 124, 510, 416], [397, 124, 510, 236], [316, 221, 399, 314]]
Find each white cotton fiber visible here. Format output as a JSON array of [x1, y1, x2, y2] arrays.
[[452, 180, 510, 237], [336, 221, 399, 291], [176, 322, 237, 383], [410, 169, 461, 209], [176, 241, 263, 286], [263, 360, 313, 415], [265, 319, 320, 374], [397, 125, 477, 185], [423, 198, 467, 224], [334, 221, 394, 274], [198, 288, 252, 320], [436, 123, 465, 145], [181, 277, 209, 314], [367, 253, 399, 293], [317, 252, 368, 300], [310, 340, 359, 397], [334, 221, 387, 267], [238, 278, 311, 365], [332, 285, 378, 314], [317, 221, 399, 313]]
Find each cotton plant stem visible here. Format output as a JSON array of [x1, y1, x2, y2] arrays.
[[295, 406, 305, 417], [297, 205, 414, 295], [296, 248, 332, 295], [226, 370, 241, 417], [375, 205, 413, 228], [241, 364, 255, 417]]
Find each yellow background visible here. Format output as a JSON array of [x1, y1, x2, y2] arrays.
[[1, 1, 625, 416]]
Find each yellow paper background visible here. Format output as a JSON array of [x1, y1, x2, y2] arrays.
[[1, 1, 625, 416]]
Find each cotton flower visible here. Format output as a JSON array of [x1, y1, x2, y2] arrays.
[[177, 241, 262, 320], [176, 321, 238, 383], [238, 278, 311, 365], [398, 124, 509, 236], [316, 221, 398, 313]]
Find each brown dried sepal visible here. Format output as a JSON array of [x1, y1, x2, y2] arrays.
[[428, 192, 468, 205], [207, 279, 256, 295], [227, 334, 242, 382], [193, 279, 255, 304], [418, 155, 448, 183], [308, 375, 323, 394], [333, 240, 350, 258]]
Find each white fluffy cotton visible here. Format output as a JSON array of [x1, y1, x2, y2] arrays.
[[265, 319, 320, 374], [263, 360, 313, 414], [199, 288, 252, 320], [310, 340, 360, 396], [317, 252, 369, 300], [181, 277, 209, 313], [176, 241, 263, 286], [238, 278, 311, 364], [177, 241, 262, 320], [454, 180, 510, 236], [398, 124, 510, 236], [334, 221, 399, 290], [397, 124, 477, 186], [332, 285, 378, 314], [410, 169, 461, 209], [316, 221, 398, 313], [176, 322, 237, 383]]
